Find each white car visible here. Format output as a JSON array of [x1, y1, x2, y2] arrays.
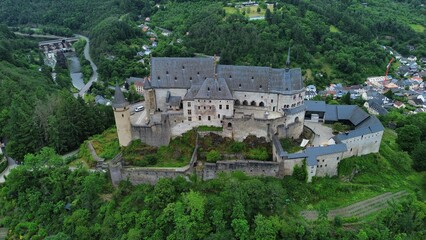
[[135, 106, 144, 112]]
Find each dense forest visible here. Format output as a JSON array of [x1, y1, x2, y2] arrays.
[[0, 139, 425, 239], [1, 0, 424, 87], [0, 26, 114, 160]]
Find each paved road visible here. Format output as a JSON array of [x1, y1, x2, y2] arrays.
[[301, 191, 408, 221], [75, 35, 98, 98], [0, 155, 18, 183]]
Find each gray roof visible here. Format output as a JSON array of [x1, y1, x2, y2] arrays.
[[272, 135, 347, 166], [368, 100, 388, 115], [305, 101, 326, 112], [193, 77, 234, 100], [283, 105, 306, 115], [149, 57, 304, 94], [112, 84, 129, 108], [150, 57, 215, 89], [306, 101, 369, 125], [333, 116, 384, 142], [126, 77, 144, 83], [168, 96, 182, 107], [304, 144, 347, 166]]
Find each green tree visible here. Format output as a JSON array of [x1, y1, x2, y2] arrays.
[[396, 125, 421, 152], [410, 141, 426, 171]]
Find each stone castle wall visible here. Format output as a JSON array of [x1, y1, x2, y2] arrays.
[[202, 160, 281, 180]]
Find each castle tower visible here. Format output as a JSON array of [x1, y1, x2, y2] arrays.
[[112, 84, 132, 147]]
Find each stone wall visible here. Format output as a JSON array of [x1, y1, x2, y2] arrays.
[[203, 160, 281, 180], [132, 114, 171, 147], [121, 167, 190, 185]]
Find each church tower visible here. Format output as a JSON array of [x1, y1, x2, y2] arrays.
[[112, 84, 132, 147]]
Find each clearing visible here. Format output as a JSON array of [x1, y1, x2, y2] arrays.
[[409, 24, 425, 33], [301, 191, 409, 220]]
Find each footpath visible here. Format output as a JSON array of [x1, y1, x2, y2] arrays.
[[301, 191, 408, 220]]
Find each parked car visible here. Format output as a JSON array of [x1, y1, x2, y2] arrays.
[[135, 106, 145, 112]]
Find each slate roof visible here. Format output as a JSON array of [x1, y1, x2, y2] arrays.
[[193, 78, 234, 100], [272, 135, 347, 166], [283, 105, 306, 115], [333, 116, 384, 142], [112, 84, 129, 108], [149, 57, 304, 94], [305, 101, 369, 125], [305, 101, 326, 112], [150, 57, 215, 89], [368, 100, 388, 115], [303, 144, 347, 166]]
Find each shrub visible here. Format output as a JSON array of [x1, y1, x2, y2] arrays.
[[245, 148, 269, 161], [229, 142, 244, 153], [206, 150, 221, 162], [144, 154, 158, 165], [292, 160, 307, 182]]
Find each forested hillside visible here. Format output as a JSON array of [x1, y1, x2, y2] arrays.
[[151, 0, 425, 86], [0, 26, 114, 160], [0, 132, 425, 239]]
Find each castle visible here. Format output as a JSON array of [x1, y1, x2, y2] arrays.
[[111, 57, 384, 184]]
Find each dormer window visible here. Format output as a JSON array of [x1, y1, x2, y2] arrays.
[[197, 72, 200, 75], [259, 85, 262, 89], [219, 87, 221, 91], [230, 75, 232, 78], [182, 66, 185, 69], [174, 77, 177, 80], [207, 87, 210, 91], [166, 71, 169, 74], [251, 76, 254, 80], [157, 76, 160, 80], [190, 77, 192, 80], [239, 83, 241, 88]]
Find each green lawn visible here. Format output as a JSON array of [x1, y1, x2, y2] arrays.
[[409, 24, 425, 33], [329, 25, 340, 33], [224, 5, 273, 18]]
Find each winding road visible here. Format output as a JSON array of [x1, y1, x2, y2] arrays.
[[0, 155, 17, 183]]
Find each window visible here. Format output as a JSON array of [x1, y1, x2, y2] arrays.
[[122, 114, 124, 117], [259, 85, 262, 89], [207, 87, 210, 91], [166, 71, 169, 74], [190, 77, 192, 80], [199, 116, 201, 121], [157, 76, 160, 80], [218, 114, 220, 118], [188, 117, 192, 121], [182, 66, 185, 69], [219, 105, 222, 109], [187, 102, 191, 107], [239, 84, 241, 88], [209, 106, 212, 109], [271, 99, 273, 103], [188, 110, 192, 115], [208, 116, 211, 121], [174, 77, 177, 80], [204, 106, 206, 110], [219, 88, 221, 91], [337, 157, 340, 160], [226, 105, 229, 110], [198, 106, 200, 109], [325, 164, 328, 167]]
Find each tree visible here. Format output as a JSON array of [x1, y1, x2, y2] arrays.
[[410, 141, 426, 171], [254, 214, 278, 240], [396, 125, 421, 152]]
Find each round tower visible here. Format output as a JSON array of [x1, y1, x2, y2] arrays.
[[112, 84, 132, 147]]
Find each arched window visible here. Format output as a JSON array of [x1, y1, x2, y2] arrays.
[[243, 100, 248, 106], [259, 102, 265, 107], [295, 117, 299, 123], [235, 100, 241, 105], [228, 122, 232, 128], [250, 101, 256, 106]]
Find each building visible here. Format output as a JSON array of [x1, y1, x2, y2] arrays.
[[112, 57, 384, 183]]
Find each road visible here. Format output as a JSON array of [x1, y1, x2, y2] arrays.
[[75, 35, 98, 97], [0, 155, 18, 183]]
